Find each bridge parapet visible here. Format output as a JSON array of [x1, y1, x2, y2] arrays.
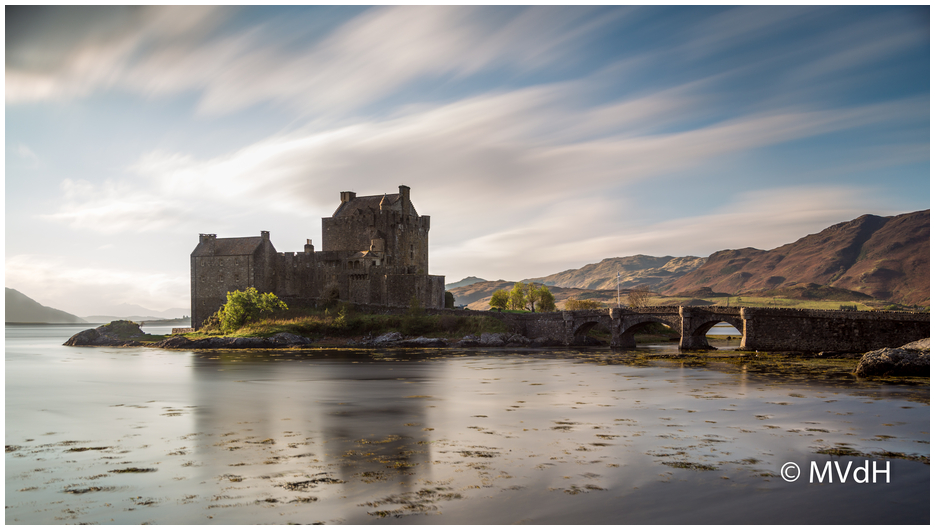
[[739, 307, 929, 352], [438, 305, 929, 353]]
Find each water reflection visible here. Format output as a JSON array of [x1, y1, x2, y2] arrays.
[[4, 325, 930, 524]]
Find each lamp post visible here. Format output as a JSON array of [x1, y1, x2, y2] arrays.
[[616, 271, 620, 308]]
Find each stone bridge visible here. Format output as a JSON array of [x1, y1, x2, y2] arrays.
[[488, 306, 929, 353]]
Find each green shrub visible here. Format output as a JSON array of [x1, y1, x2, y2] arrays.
[[565, 299, 602, 310], [489, 289, 509, 310], [217, 288, 288, 333], [408, 296, 425, 317]]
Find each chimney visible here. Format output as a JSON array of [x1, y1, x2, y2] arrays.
[[340, 191, 356, 203], [399, 185, 410, 212], [199, 234, 217, 255], [304, 238, 315, 254]]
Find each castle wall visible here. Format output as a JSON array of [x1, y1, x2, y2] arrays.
[[322, 210, 430, 274], [276, 252, 319, 298], [384, 274, 445, 309], [191, 255, 252, 328], [191, 187, 444, 329]]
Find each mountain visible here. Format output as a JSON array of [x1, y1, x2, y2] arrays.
[[448, 280, 621, 310], [5, 288, 87, 323], [524, 255, 706, 291], [663, 210, 930, 306], [449, 280, 515, 307], [81, 304, 189, 321], [445, 276, 488, 290], [82, 315, 190, 324]]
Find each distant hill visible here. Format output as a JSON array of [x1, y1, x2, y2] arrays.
[[5, 288, 87, 323], [82, 303, 188, 320], [445, 276, 488, 290], [524, 255, 706, 291], [664, 210, 930, 306], [83, 315, 185, 324], [448, 280, 621, 310]]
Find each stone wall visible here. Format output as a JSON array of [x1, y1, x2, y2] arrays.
[[384, 274, 445, 309], [451, 306, 929, 353], [740, 307, 930, 352]]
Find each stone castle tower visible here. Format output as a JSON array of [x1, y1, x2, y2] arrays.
[[190, 185, 445, 328]]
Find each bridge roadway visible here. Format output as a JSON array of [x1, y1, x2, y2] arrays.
[[487, 306, 930, 353]]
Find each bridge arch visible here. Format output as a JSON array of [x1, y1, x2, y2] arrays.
[[563, 310, 613, 345], [613, 313, 681, 349], [679, 310, 745, 350]]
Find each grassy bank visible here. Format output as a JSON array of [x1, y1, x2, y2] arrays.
[[188, 305, 509, 341], [648, 295, 888, 311]]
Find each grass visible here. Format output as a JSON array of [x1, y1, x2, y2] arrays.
[[649, 295, 880, 311], [188, 306, 509, 341]]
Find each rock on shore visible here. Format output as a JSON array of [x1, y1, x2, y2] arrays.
[[151, 332, 313, 349], [64, 322, 313, 349], [855, 338, 930, 377], [63, 320, 148, 346]]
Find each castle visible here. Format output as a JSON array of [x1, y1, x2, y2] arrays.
[[191, 185, 445, 328]]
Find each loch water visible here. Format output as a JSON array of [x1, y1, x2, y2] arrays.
[[5, 324, 930, 524]]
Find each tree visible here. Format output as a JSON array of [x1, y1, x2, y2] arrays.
[[445, 291, 455, 309], [489, 289, 509, 310], [627, 285, 653, 308], [218, 287, 288, 332], [509, 282, 527, 310], [525, 283, 555, 312], [534, 285, 556, 312], [565, 298, 602, 310]]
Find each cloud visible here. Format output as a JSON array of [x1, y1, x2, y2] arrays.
[[6, 6, 626, 116], [39, 74, 923, 252], [5, 254, 189, 315], [436, 185, 900, 282], [40, 178, 199, 234], [6, 6, 228, 103]]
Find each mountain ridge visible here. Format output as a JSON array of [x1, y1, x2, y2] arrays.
[[523, 255, 706, 291], [663, 210, 929, 306], [450, 210, 929, 309], [5, 288, 87, 323]]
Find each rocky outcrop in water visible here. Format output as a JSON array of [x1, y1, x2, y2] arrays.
[[855, 338, 930, 377], [64, 320, 147, 346], [64, 323, 313, 349]]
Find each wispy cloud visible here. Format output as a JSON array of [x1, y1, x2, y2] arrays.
[[5, 254, 188, 315], [38, 80, 923, 261], [443, 185, 900, 282], [6, 6, 626, 116]]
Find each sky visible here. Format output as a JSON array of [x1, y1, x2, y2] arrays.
[[5, 5, 931, 317]]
